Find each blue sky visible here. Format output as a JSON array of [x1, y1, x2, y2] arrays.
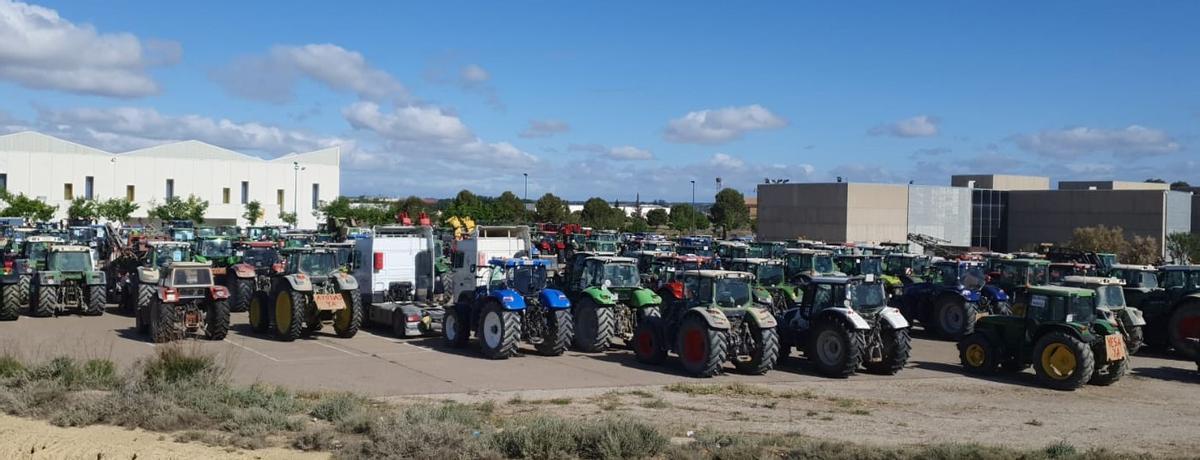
[[2, 1, 1197, 201]]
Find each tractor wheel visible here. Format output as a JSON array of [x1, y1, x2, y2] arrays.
[[149, 298, 180, 343], [865, 328, 911, 375], [443, 308, 469, 348], [677, 314, 727, 378], [633, 316, 667, 364], [206, 299, 231, 340], [1125, 325, 1144, 355], [1166, 302, 1200, 359], [16, 275, 31, 308], [934, 297, 977, 340], [807, 320, 864, 378], [0, 285, 20, 321], [478, 302, 519, 360], [85, 285, 106, 316], [535, 309, 572, 356], [733, 326, 779, 375], [137, 283, 155, 312], [248, 292, 271, 333], [333, 291, 363, 338], [958, 332, 1000, 374], [572, 298, 613, 353], [135, 300, 149, 334], [1032, 331, 1095, 391], [1089, 356, 1128, 386], [229, 278, 253, 313], [31, 285, 57, 317], [272, 289, 307, 342]]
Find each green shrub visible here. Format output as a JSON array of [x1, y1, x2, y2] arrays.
[[0, 355, 24, 378], [141, 345, 218, 384], [311, 392, 370, 423]]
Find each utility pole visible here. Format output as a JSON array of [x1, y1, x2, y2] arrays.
[[689, 180, 696, 235], [292, 161, 303, 228], [523, 173, 528, 202]]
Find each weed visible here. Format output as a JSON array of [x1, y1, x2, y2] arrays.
[[1026, 418, 1045, 427], [141, 345, 219, 384], [0, 355, 24, 378], [627, 389, 654, 398], [1044, 441, 1077, 458], [311, 392, 369, 423], [639, 398, 670, 409], [663, 382, 774, 398]]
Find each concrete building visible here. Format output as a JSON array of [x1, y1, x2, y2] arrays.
[[1058, 180, 1169, 191], [0, 131, 340, 229], [949, 174, 1052, 252], [1006, 189, 1192, 255], [950, 174, 1050, 191]]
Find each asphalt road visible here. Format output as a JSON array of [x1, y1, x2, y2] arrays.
[[0, 305, 1195, 396]]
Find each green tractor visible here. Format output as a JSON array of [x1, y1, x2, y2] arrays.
[[562, 253, 662, 352], [783, 248, 841, 284], [1112, 264, 1200, 358], [881, 253, 930, 298], [958, 285, 1130, 390], [0, 235, 64, 316], [248, 247, 362, 341], [724, 258, 798, 315], [632, 270, 779, 377], [986, 258, 1050, 296], [29, 245, 106, 317], [1060, 276, 1146, 354], [748, 241, 788, 259]]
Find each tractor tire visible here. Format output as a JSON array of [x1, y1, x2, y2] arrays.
[[1166, 302, 1200, 359], [733, 326, 779, 375], [443, 308, 469, 348], [248, 292, 271, 333], [958, 332, 1000, 374], [0, 285, 20, 321], [807, 320, 865, 378], [85, 285, 106, 316], [229, 278, 253, 313], [206, 299, 231, 340], [149, 299, 180, 343], [333, 291, 363, 338], [572, 298, 613, 353], [1032, 331, 1095, 391], [1125, 325, 1144, 355], [478, 302, 520, 360], [16, 275, 31, 308], [136, 283, 155, 313], [865, 327, 911, 375], [1089, 356, 1128, 386], [677, 314, 727, 378], [535, 309, 572, 356], [934, 297, 977, 340], [272, 289, 307, 342], [633, 316, 668, 364], [31, 285, 57, 317], [135, 300, 149, 334]]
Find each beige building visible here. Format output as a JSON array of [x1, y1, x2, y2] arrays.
[[950, 174, 1050, 191]]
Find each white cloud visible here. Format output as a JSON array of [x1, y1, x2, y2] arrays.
[[663, 104, 786, 144], [1015, 125, 1180, 158], [709, 153, 744, 169], [342, 101, 472, 143], [519, 119, 570, 138], [461, 64, 490, 83], [213, 44, 408, 104], [0, 0, 179, 97], [869, 115, 939, 138], [568, 143, 653, 161]]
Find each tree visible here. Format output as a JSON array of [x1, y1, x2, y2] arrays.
[[669, 204, 709, 232], [1145, 178, 1166, 184], [1066, 225, 1128, 254], [66, 198, 99, 222], [1125, 235, 1160, 265], [0, 191, 58, 222], [148, 195, 209, 223], [97, 198, 139, 224], [443, 189, 495, 224], [390, 196, 429, 218], [624, 215, 649, 233], [279, 211, 298, 227], [645, 208, 669, 227], [580, 197, 626, 230], [492, 191, 527, 224], [709, 188, 750, 238], [1166, 232, 1200, 264], [1170, 181, 1192, 191], [243, 200, 265, 225], [534, 193, 571, 223]]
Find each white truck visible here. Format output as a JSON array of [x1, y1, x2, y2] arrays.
[[351, 226, 440, 337], [448, 226, 532, 303]]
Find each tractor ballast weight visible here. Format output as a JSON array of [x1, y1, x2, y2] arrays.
[[442, 258, 573, 359]]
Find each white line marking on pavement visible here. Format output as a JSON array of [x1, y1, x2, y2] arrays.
[[224, 339, 280, 362], [313, 340, 367, 357]]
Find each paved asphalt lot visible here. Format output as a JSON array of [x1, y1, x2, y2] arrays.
[[0, 305, 1195, 396]]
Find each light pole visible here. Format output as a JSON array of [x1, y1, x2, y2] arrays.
[[523, 173, 528, 202], [292, 161, 305, 228], [689, 180, 696, 234]]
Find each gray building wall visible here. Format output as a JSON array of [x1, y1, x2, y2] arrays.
[[1194, 195, 1200, 235], [1059, 181, 1169, 191], [845, 183, 908, 243], [756, 183, 849, 242], [1007, 190, 1166, 252], [908, 185, 972, 247], [951, 174, 1049, 191], [1164, 191, 1192, 236]]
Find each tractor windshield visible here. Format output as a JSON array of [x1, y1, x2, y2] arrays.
[[506, 265, 548, 295], [1029, 265, 1049, 285], [296, 252, 340, 276], [1067, 296, 1096, 323], [959, 266, 986, 290], [1161, 270, 1200, 290], [197, 239, 232, 258], [1116, 270, 1158, 289], [602, 263, 640, 288], [241, 248, 279, 269], [1095, 285, 1126, 308], [27, 242, 50, 262], [813, 255, 835, 275], [172, 228, 195, 242], [154, 246, 193, 268], [848, 282, 887, 311], [860, 258, 882, 276], [714, 277, 751, 308], [755, 264, 785, 286], [48, 251, 92, 272]]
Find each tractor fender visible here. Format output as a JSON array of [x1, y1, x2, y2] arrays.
[[209, 285, 230, 300], [879, 306, 910, 330], [628, 288, 662, 308], [283, 274, 314, 292], [230, 263, 256, 279], [982, 285, 1008, 302], [957, 288, 981, 303], [581, 287, 617, 306], [34, 271, 62, 286], [137, 267, 160, 284], [489, 289, 527, 310], [752, 287, 774, 306], [539, 288, 571, 310], [817, 307, 871, 331], [332, 272, 358, 291], [684, 307, 730, 331], [774, 285, 799, 302], [743, 307, 778, 329], [1116, 307, 1146, 327], [84, 271, 106, 286]]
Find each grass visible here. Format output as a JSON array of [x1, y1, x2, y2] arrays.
[[663, 382, 817, 400]]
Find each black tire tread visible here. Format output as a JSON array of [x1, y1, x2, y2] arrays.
[[1032, 331, 1095, 391], [734, 325, 779, 375], [31, 285, 56, 317], [865, 328, 911, 375], [274, 289, 306, 342], [334, 290, 363, 338], [85, 285, 106, 316], [536, 309, 573, 356], [479, 303, 520, 360], [0, 285, 20, 321], [573, 298, 613, 353], [206, 299, 231, 340], [230, 278, 253, 313], [807, 319, 864, 378], [677, 315, 727, 378]]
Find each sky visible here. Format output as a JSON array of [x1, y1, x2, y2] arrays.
[[2, 0, 1198, 202]]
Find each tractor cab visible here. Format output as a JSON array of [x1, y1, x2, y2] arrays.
[[796, 276, 891, 318], [45, 245, 96, 273], [835, 254, 883, 278], [236, 242, 283, 273], [194, 237, 235, 265], [672, 270, 768, 314], [715, 241, 750, 260], [283, 248, 344, 280], [483, 258, 551, 298], [676, 237, 715, 258], [988, 258, 1050, 295], [748, 241, 787, 259], [928, 260, 988, 292], [783, 248, 840, 282], [881, 253, 930, 297], [245, 226, 284, 242], [147, 242, 194, 269], [582, 238, 619, 254], [18, 236, 65, 272], [313, 241, 360, 271], [565, 254, 641, 292], [1061, 275, 1146, 353], [725, 258, 786, 287], [1049, 262, 1096, 284]]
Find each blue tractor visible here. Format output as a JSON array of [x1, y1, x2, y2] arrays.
[[443, 258, 573, 359], [899, 260, 1010, 339]]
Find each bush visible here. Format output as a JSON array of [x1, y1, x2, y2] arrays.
[[0, 355, 25, 378], [141, 345, 219, 384], [311, 392, 370, 423], [491, 416, 666, 460]]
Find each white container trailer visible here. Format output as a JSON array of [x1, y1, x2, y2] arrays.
[[352, 226, 440, 337], [448, 226, 531, 303]]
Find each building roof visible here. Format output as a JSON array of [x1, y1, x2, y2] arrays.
[[0, 131, 111, 156], [0, 131, 339, 165]]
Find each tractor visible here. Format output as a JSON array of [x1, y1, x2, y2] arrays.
[[834, 254, 883, 279], [194, 236, 257, 312], [777, 276, 910, 377], [1060, 276, 1146, 354], [987, 258, 1050, 296], [899, 260, 1010, 339], [139, 261, 230, 343], [0, 235, 64, 316], [248, 247, 362, 341], [121, 241, 194, 315], [783, 248, 841, 284], [958, 285, 1130, 390], [632, 270, 779, 377], [748, 241, 788, 259], [881, 253, 930, 299], [28, 245, 106, 317], [1112, 264, 1200, 358], [724, 258, 798, 315], [561, 253, 661, 352], [443, 258, 573, 359]]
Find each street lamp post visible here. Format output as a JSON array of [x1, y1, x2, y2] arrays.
[[292, 161, 304, 228], [689, 180, 696, 234], [523, 173, 528, 202]]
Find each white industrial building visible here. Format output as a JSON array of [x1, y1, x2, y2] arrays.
[[0, 131, 340, 229]]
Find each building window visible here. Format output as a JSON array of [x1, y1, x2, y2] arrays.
[[240, 181, 249, 204], [64, 183, 74, 200], [85, 176, 94, 200], [166, 179, 175, 199], [126, 185, 136, 202], [277, 189, 285, 208], [0, 173, 6, 193], [223, 188, 231, 204], [311, 184, 320, 210]]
